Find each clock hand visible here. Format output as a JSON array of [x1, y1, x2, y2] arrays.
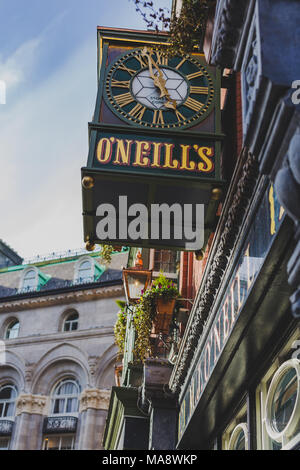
[[141, 47, 177, 110]]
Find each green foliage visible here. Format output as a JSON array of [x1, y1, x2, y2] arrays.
[[168, 0, 216, 56], [132, 274, 180, 362], [129, 0, 216, 55], [99, 244, 114, 264], [151, 272, 180, 299], [113, 274, 180, 362], [114, 301, 127, 355]]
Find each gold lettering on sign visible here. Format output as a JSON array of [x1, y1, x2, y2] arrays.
[[244, 244, 253, 291], [151, 142, 163, 168], [133, 141, 151, 167], [179, 145, 195, 171], [223, 298, 230, 342], [194, 146, 214, 173], [213, 318, 221, 359], [162, 143, 178, 169], [114, 139, 133, 165], [97, 138, 112, 163], [269, 185, 276, 235], [204, 341, 211, 382]]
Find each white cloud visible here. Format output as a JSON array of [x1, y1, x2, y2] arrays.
[[0, 36, 97, 259], [0, 37, 41, 90]]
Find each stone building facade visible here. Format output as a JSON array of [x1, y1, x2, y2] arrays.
[[0, 243, 128, 450]]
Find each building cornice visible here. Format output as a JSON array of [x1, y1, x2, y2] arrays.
[[2, 327, 115, 348], [0, 284, 124, 313]]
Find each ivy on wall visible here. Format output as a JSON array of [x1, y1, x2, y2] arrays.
[[129, 0, 216, 55]]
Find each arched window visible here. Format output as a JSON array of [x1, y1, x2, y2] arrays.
[[0, 384, 17, 419], [22, 269, 37, 291], [5, 320, 20, 340], [77, 259, 94, 283], [63, 312, 79, 332], [51, 379, 80, 415]]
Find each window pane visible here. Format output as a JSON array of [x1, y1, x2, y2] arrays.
[[0, 438, 10, 450], [4, 401, 15, 418], [154, 250, 177, 273], [44, 435, 75, 451], [6, 321, 20, 339], [66, 398, 78, 413], [53, 398, 65, 414], [233, 430, 246, 450], [44, 436, 59, 450], [78, 260, 93, 281], [23, 270, 37, 289], [64, 322, 70, 332], [61, 435, 74, 450], [271, 368, 297, 433], [0, 386, 15, 400], [67, 313, 78, 322]]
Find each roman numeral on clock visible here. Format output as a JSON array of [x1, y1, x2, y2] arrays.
[[184, 97, 204, 112], [111, 79, 130, 89], [129, 103, 146, 120], [174, 109, 185, 122], [187, 70, 204, 80], [118, 63, 136, 76], [155, 50, 168, 66], [135, 53, 148, 69], [190, 86, 209, 95], [175, 58, 187, 70], [152, 110, 164, 125], [115, 92, 135, 107]]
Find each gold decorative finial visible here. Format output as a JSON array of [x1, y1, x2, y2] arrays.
[[194, 249, 204, 261], [211, 188, 223, 201], [86, 241, 96, 252], [82, 176, 94, 189]]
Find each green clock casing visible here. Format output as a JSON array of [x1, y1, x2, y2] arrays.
[[104, 47, 215, 130]]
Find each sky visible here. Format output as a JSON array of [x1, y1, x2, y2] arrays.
[[0, 0, 172, 260]]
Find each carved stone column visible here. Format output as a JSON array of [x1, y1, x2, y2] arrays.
[[78, 388, 111, 450], [12, 394, 48, 450]]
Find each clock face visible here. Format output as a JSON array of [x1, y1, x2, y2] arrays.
[[104, 47, 215, 130]]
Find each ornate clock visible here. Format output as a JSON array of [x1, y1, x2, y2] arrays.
[[104, 47, 215, 130]]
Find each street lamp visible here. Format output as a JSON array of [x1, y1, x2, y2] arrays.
[[122, 251, 152, 304]]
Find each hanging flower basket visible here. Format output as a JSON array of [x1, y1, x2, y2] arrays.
[[156, 297, 176, 315], [152, 298, 176, 335]]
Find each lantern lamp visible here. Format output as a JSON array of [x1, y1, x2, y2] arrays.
[[122, 251, 152, 304]]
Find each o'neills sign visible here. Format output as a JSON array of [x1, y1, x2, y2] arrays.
[[178, 184, 285, 441], [89, 129, 217, 179]]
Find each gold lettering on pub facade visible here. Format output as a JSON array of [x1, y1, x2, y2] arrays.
[[96, 137, 214, 173]]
